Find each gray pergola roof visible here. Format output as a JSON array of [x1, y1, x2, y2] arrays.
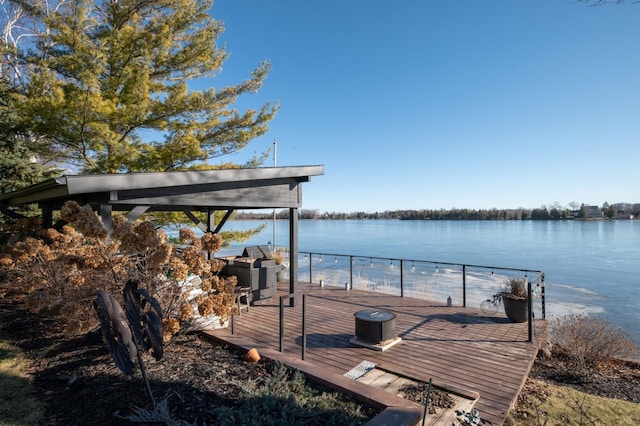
[[0, 165, 324, 212]]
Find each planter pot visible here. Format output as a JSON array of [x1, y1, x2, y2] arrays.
[[503, 297, 528, 323], [276, 270, 285, 282], [244, 348, 261, 363]]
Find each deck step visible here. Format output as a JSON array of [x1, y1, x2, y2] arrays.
[[355, 368, 480, 425]]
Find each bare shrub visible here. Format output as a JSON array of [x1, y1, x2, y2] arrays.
[[549, 314, 637, 371]]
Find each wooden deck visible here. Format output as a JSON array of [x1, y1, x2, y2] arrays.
[[204, 281, 547, 425]]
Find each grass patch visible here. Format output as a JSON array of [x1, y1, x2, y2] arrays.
[[507, 378, 640, 425], [0, 339, 43, 426]]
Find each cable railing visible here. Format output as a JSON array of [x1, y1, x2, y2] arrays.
[[284, 251, 545, 342], [230, 250, 545, 344], [295, 251, 543, 308]]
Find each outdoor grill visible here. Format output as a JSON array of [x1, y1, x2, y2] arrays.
[[354, 310, 396, 344], [221, 245, 278, 304]]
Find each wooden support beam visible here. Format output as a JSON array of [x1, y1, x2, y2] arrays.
[[0, 202, 27, 220], [183, 209, 207, 232], [125, 206, 151, 222], [213, 210, 234, 234]]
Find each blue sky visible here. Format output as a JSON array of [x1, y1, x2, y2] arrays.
[[203, 1, 639, 213]]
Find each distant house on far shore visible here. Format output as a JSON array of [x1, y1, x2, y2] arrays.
[[585, 205, 602, 218], [615, 212, 634, 220], [612, 203, 635, 220], [570, 204, 635, 220], [570, 205, 602, 219]]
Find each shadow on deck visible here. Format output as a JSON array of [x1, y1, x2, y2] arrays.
[[202, 281, 547, 425]]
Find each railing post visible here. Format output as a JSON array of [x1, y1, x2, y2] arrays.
[[527, 280, 533, 343], [279, 296, 284, 352], [302, 294, 307, 360], [400, 259, 404, 297], [309, 253, 313, 284], [462, 265, 467, 307], [279, 292, 307, 359], [541, 273, 546, 320], [349, 255, 353, 290]]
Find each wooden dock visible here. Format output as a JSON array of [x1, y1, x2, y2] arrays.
[[203, 281, 546, 425]]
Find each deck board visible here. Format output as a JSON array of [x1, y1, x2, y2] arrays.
[[206, 281, 545, 425]]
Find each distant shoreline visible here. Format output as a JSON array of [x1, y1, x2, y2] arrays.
[[233, 204, 638, 221], [233, 215, 637, 221]]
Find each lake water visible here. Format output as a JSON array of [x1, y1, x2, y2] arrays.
[[215, 219, 640, 347]]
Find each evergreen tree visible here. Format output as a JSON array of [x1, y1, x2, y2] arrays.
[[531, 207, 551, 220], [0, 79, 59, 194], [549, 207, 562, 220], [2, 0, 277, 173], [605, 204, 616, 219], [0, 79, 60, 221], [579, 203, 588, 219]]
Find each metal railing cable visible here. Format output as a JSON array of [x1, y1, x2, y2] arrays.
[[293, 251, 545, 343]]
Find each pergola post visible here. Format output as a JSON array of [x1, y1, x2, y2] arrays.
[[99, 203, 113, 232], [289, 207, 298, 307], [41, 204, 54, 229]]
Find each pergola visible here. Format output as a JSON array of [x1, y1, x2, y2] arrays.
[[0, 165, 324, 299]]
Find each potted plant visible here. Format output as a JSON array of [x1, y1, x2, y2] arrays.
[[272, 251, 287, 282], [494, 278, 529, 323]]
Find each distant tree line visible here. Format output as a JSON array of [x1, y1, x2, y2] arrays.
[[234, 202, 640, 221]]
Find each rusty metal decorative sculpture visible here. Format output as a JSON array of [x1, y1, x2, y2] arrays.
[[122, 279, 164, 361], [94, 279, 164, 406]]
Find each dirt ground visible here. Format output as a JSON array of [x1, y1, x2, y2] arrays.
[[1, 290, 638, 425], [529, 351, 640, 403], [0, 293, 381, 425]]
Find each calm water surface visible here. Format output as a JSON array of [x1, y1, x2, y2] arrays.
[[219, 219, 640, 346]]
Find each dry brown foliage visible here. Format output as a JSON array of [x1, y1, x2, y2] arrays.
[[549, 314, 638, 371], [0, 201, 236, 338]]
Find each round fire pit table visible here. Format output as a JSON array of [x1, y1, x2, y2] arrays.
[[354, 310, 396, 344]]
